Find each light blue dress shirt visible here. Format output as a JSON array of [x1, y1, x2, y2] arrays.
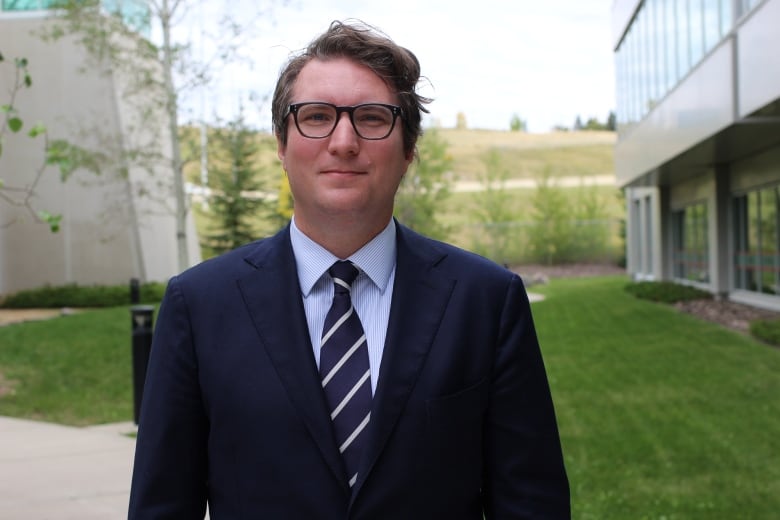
[[290, 217, 396, 394]]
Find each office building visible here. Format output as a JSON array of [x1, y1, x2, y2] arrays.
[[613, 0, 780, 309]]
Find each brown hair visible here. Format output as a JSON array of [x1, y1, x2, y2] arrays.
[[272, 20, 431, 157]]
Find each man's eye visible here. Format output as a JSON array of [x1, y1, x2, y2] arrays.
[[356, 111, 390, 125], [303, 111, 333, 123]]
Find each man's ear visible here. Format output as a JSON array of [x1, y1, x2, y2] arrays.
[[404, 146, 416, 167], [277, 136, 286, 169]]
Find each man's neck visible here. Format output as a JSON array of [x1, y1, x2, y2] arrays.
[[293, 214, 392, 259]]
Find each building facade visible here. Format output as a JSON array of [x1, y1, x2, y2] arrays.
[[0, 1, 200, 296], [612, 0, 780, 310]]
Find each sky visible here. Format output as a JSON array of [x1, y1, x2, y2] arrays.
[[184, 0, 616, 133]]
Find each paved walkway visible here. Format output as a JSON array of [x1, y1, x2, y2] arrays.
[[451, 174, 616, 193], [0, 416, 137, 519]]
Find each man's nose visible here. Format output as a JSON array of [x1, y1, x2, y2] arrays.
[[328, 112, 360, 153]]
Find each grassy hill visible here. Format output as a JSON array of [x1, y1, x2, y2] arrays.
[[186, 126, 623, 264], [437, 128, 616, 181]]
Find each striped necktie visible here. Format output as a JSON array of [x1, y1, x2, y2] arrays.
[[320, 261, 372, 489]]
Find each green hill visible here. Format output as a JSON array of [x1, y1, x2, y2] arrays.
[[436, 128, 615, 181]]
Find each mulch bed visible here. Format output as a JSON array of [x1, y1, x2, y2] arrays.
[[674, 299, 780, 333]]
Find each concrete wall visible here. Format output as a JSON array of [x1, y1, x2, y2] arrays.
[[0, 16, 200, 296]]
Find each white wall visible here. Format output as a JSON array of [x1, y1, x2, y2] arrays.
[[0, 17, 200, 296]]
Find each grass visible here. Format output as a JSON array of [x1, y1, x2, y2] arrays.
[[438, 128, 616, 181], [0, 306, 137, 425], [532, 276, 780, 518], [4, 275, 775, 516]]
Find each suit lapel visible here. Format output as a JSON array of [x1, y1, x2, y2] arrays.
[[236, 228, 348, 493], [351, 225, 455, 501]]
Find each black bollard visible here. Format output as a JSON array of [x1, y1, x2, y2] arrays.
[[130, 305, 154, 425], [130, 278, 140, 304]]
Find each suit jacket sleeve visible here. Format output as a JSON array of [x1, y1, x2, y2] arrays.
[[481, 274, 570, 518], [128, 275, 209, 519]]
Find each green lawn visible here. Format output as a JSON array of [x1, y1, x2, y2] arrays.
[[532, 276, 780, 519], [1, 276, 778, 517], [0, 306, 135, 425]]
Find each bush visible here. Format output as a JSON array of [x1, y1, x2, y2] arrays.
[[624, 281, 712, 303], [0, 281, 167, 309], [750, 319, 780, 347]]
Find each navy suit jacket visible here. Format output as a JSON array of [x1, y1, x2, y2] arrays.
[[129, 223, 569, 519]]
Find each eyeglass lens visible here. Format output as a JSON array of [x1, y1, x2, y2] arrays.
[[294, 103, 396, 139]]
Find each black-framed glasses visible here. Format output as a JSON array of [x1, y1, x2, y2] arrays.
[[286, 102, 402, 140]]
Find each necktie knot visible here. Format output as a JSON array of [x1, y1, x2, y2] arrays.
[[329, 261, 359, 293]]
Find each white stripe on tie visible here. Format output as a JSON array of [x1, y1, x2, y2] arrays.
[[320, 307, 355, 348], [321, 306, 354, 346], [349, 473, 358, 488], [330, 369, 370, 420], [339, 412, 371, 453], [321, 334, 367, 388]]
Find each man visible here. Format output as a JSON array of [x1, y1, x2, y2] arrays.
[[129, 20, 569, 519]]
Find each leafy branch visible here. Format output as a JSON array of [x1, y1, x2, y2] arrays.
[[1, 52, 103, 232]]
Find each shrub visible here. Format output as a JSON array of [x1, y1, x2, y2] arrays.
[[624, 281, 712, 303], [0, 282, 167, 309], [750, 319, 780, 347]]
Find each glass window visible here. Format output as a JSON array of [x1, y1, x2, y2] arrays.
[[631, 200, 642, 271], [737, 0, 758, 18], [734, 186, 780, 294], [664, 0, 679, 89], [720, 0, 733, 36], [689, 0, 705, 65], [629, 24, 639, 123], [1, 0, 56, 10], [622, 46, 631, 126], [647, 0, 659, 108], [703, 0, 721, 53], [672, 202, 709, 283], [656, 0, 668, 106], [615, 48, 626, 128], [676, 0, 691, 78], [644, 195, 654, 274], [102, 0, 150, 36], [636, 9, 646, 119]]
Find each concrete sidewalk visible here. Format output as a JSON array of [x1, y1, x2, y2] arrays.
[[0, 416, 137, 519]]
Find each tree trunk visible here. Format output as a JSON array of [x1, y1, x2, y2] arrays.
[[160, 0, 190, 272]]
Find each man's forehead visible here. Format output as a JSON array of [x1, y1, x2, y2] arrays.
[[292, 58, 397, 102]]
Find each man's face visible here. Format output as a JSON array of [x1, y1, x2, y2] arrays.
[[277, 57, 413, 233]]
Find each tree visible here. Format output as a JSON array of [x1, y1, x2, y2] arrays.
[[276, 169, 294, 223], [43, 0, 282, 271], [394, 128, 453, 240], [471, 149, 516, 263], [0, 52, 102, 232], [456, 112, 467, 130], [528, 168, 573, 265], [583, 117, 603, 130], [606, 111, 617, 131], [573, 115, 583, 131], [509, 113, 527, 132], [198, 110, 275, 258]]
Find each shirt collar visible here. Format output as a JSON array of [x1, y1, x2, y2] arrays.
[[290, 217, 396, 297]]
